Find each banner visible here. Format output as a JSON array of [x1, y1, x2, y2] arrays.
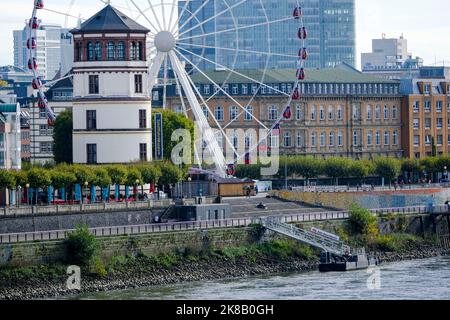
[[154, 113, 164, 161]]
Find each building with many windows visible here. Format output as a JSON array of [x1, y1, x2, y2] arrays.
[[71, 5, 152, 164], [29, 73, 73, 164], [178, 0, 356, 70], [163, 64, 402, 160], [14, 23, 73, 81], [401, 67, 450, 159], [0, 103, 21, 170]]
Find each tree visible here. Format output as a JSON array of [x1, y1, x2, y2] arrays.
[[235, 164, 262, 180], [152, 110, 195, 162], [92, 167, 111, 188], [125, 167, 142, 187], [349, 161, 370, 183], [64, 225, 99, 266], [27, 168, 51, 204], [157, 162, 184, 187], [374, 157, 401, 187], [323, 157, 352, 185], [401, 158, 422, 183], [70, 164, 95, 185], [105, 164, 127, 186], [292, 156, 324, 184], [136, 163, 161, 185], [421, 157, 439, 182], [0, 170, 16, 206], [53, 109, 73, 164], [50, 169, 76, 202]]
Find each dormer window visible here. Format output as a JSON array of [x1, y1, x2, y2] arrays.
[[424, 84, 431, 94]]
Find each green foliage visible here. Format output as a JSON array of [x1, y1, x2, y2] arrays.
[[349, 161, 370, 181], [90, 257, 107, 277], [293, 156, 324, 180], [157, 161, 184, 186], [105, 164, 128, 185], [401, 158, 422, 174], [372, 233, 422, 252], [50, 169, 76, 190], [27, 168, 51, 189], [323, 157, 352, 184], [125, 167, 142, 186], [92, 167, 112, 188], [347, 204, 379, 239], [0, 170, 16, 189], [135, 163, 161, 185], [64, 225, 99, 266], [10, 170, 28, 188], [70, 164, 95, 185], [53, 110, 73, 164], [152, 110, 195, 161], [235, 164, 262, 180], [373, 157, 401, 185]]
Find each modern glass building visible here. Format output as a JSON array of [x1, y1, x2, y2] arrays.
[[177, 0, 356, 70]]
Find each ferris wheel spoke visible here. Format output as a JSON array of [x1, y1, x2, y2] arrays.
[[170, 0, 191, 33], [130, 0, 160, 33], [162, 53, 169, 109], [148, 51, 165, 94], [42, 7, 84, 20], [177, 0, 213, 35], [175, 48, 269, 131], [177, 0, 247, 38], [176, 46, 291, 98], [147, 0, 164, 31], [179, 15, 293, 42], [177, 42, 298, 60], [43, 74, 74, 87], [167, 0, 177, 33], [174, 57, 229, 168], [160, 0, 167, 30]]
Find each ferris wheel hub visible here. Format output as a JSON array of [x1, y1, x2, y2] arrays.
[[154, 31, 176, 53]]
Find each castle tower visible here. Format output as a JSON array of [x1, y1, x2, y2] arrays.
[[71, 5, 152, 164]]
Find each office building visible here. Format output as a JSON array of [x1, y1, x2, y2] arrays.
[[0, 103, 21, 170], [14, 23, 73, 80], [178, 0, 356, 70]]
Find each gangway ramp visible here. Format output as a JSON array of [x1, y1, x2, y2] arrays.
[[255, 217, 352, 257]]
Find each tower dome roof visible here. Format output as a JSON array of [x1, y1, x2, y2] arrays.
[[71, 5, 150, 34]]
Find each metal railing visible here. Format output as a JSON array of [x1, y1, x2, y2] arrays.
[[0, 204, 446, 244]]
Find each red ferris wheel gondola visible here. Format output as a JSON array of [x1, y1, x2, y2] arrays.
[[38, 97, 48, 109], [292, 87, 300, 100], [29, 17, 40, 29], [27, 58, 38, 70], [27, 38, 37, 50], [35, 0, 44, 9], [226, 164, 236, 176], [298, 27, 307, 40], [32, 77, 42, 90], [299, 47, 308, 60], [296, 68, 305, 80], [283, 106, 292, 120], [293, 6, 302, 19]]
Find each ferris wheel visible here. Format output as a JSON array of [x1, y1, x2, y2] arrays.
[[28, 0, 307, 178]]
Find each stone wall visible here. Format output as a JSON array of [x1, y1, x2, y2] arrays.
[[0, 227, 253, 268], [0, 208, 166, 234], [274, 188, 450, 210]]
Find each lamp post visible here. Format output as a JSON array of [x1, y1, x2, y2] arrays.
[[26, 183, 30, 206], [188, 176, 192, 199], [84, 181, 89, 204], [444, 166, 448, 182], [135, 179, 140, 200]]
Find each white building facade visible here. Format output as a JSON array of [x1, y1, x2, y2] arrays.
[[71, 5, 152, 165], [0, 103, 21, 170]]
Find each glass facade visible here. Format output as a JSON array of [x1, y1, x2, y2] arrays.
[[178, 0, 356, 70]]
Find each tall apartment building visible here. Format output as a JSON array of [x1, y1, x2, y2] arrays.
[[163, 64, 402, 160], [401, 67, 450, 159], [0, 103, 21, 170], [178, 0, 356, 70], [361, 34, 423, 79], [14, 23, 73, 80]]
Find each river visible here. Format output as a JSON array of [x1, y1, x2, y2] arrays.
[[71, 256, 450, 300]]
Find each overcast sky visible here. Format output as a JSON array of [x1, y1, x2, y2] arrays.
[[1, 0, 449, 69]]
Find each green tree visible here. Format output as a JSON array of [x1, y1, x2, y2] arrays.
[[374, 157, 401, 187], [157, 162, 184, 188], [292, 156, 324, 183], [105, 164, 127, 186], [50, 169, 76, 201], [92, 167, 111, 188], [421, 157, 439, 182], [64, 225, 99, 266], [401, 158, 422, 183], [27, 168, 51, 204], [53, 109, 73, 164], [349, 161, 370, 184], [347, 204, 379, 240], [70, 164, 95, 185], [235, 164, 262, 180], [0, 170, 16, 206], [125, 167, 142, 187], [323, 157, 352, 185], [152, 110, 195, 162]]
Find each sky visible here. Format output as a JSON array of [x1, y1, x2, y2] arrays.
[[1, 0, 449, 69]]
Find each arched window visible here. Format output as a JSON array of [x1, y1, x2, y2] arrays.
[[229, 106, 238, 121], [311, 132, 317, 147], [310, 106, 317, 120], [329, 131, 335, 147], [319, 106, 325, 120], [376, 131, 381, 145], [328, 106, 334, 120], [76, 42, 82, 61], [392, 106, 398, 119], [375, 105, 381, 119], [284, 132, 292, 147], [367, 105, 372, 120], [353, 130, 359, 146], [384, 105, 389, 120], [296, 105, 302, 120], [384, 131, 390, 145], [215, 106, 223, 121], [268, 105, 278, 121], [138, 41, 144, 60], [320, 132, 326, 147], [94, 41, 102, 61], [117, 41, 126, 60], [130, 41, 138, 60], [107, 41, 115, 60], [338, 131, 343, 146], [367, 131, 373, 146], [337, 106, 343, 120], [244, 105, 253, 121], [87, 42, 94, 61]]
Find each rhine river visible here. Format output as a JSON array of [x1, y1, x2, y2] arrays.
[[72, 256, 450, 300]]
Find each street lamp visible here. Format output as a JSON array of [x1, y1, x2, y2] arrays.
[[84, 181, 89, 204], [135, 179, 140, 200], [25, 183, 30, 206], [444, 166, 448, 181], [188, 177, 192, 199]]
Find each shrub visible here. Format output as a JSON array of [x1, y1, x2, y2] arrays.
[[91, 257, 107, 277], [64, 225, 99, 266], [347, 204, 379, 239]]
